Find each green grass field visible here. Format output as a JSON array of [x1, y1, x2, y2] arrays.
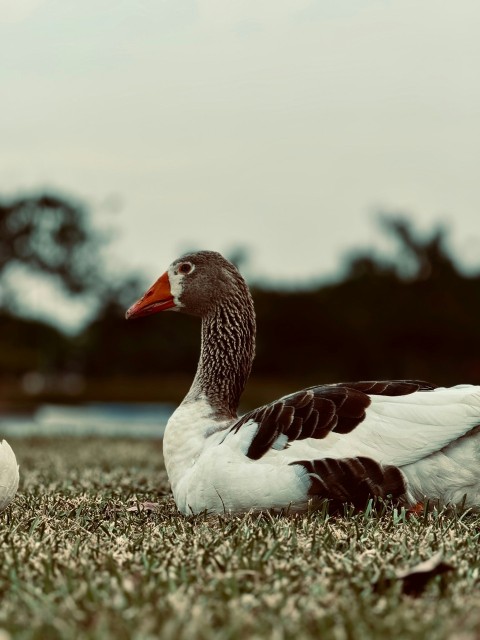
[[1, 438, 480, 640]]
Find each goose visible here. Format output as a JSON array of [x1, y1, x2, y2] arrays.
[[126, 251, 480, 515], [0, 440, 19, 513]]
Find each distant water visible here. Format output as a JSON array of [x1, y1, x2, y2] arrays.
[[0, 403, 175, 439]]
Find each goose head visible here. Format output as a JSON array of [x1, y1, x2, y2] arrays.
[[125, 250, 249, 320]]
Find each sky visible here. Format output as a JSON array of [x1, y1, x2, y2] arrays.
[[1, 0, 480, 328]]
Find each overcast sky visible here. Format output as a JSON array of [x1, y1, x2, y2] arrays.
[[1, 0, 480, 327]]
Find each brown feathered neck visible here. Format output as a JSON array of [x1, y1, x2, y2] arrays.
[[187, 279, 256, 419]]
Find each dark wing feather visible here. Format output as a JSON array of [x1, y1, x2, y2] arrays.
[[292, 456, 408, 511], [329, 380, 438, 396], [232, 379, 437, 461]]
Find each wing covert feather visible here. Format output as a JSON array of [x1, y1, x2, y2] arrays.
[[231, 380, 438, 461]]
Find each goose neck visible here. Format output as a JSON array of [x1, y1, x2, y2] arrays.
[[190, 299, 256, 418]]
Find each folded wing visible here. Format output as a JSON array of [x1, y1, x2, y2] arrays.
[[229, 381, 480, 468]]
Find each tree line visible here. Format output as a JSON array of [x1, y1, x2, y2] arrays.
[[1, 192, 479, 405]]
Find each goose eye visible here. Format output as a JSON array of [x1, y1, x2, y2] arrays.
[[178, 262, 193, 275]]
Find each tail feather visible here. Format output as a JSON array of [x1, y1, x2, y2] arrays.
[[0, 440, 19, 512], [292, 455, 411, 512]]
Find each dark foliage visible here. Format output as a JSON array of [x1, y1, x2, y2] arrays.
[[1, 208, 480, 405], [0, 192, 102, 302], [0, 312, 71, 374]]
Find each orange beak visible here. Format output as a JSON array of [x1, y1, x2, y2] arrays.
[[125, 271, 176, 320]]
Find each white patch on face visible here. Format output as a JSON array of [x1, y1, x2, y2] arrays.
[[168, 266, 185, 308], [168, 261, 197, 309]]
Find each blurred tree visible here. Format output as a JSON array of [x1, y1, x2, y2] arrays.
[[0, 192, 103, 310], [2, 208, 480, 407], [0, 191, 109, 398], [378, 215, 458, 281]]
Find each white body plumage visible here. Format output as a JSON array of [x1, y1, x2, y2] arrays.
[[0, 440, 19, 513], [164, 386, 480, 515]]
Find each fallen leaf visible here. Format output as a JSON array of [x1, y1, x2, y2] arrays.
[[395, 551, 454, 596]]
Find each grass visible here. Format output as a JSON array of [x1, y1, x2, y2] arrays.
[[1, 438, 480, 640]]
